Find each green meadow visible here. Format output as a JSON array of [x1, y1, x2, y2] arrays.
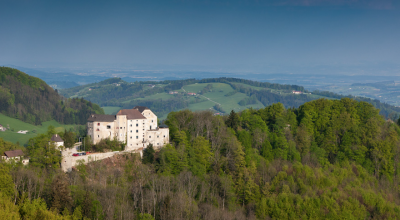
[[0, 113, 78, 144], [184, 83, 265, 113]]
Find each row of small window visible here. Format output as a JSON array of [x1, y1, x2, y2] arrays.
[[96, 120, 154, 127], [129, 143, 160, 146], [130, 135, 165, 139]]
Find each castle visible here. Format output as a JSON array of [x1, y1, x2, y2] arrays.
[[87, 106, 169, 151]]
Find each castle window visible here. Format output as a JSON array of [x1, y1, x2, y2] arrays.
[[130, 124, 132, 127], [136, 124, 138, 127], [107, 125, 111, 129], [120, 127, 122, 129], [136, 136, 138, 139], [97, 123, 100, 126], [149, 136, 151, 138], [130, 136, 132, 139], [98, 135, 99, 138], [157, 143, 159, 145], [164, 135, 165, 138], [152, 120, 153, 122], [96, 129, 100, 131], [136, 130, 138, 133], [157, 135, 159, 138]]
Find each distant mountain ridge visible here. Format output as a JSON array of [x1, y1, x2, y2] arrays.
[[0, 67, 104, 125], [60, 77, 400, 119]]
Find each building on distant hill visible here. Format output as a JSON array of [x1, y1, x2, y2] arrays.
[[0, 124, 6, 132], [1, 150, 29, 165], [87, 106, 169, 151], [50, 134, 64, 149], [187, 92, 196, 96], [292, 90, 303, 94]]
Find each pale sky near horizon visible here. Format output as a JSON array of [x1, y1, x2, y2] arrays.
[[0, 0, 399, 73]]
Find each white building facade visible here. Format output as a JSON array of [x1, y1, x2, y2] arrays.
[[87, 106, 169, 151]]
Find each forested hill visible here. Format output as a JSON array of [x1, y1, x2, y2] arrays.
[[0, 67, 104, 125], [4, 98, 400, 219], [60, 77, 400, 119]]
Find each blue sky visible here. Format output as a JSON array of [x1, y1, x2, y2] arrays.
[[0, 0, 399, 73]]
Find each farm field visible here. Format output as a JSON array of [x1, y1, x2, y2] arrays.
[[231, 82, 273, 91], [0, 113, 78, 144], [131, 93, 173, 101], [183, 83, 265, 113]]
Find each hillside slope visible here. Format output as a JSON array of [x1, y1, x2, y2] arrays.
[[60, 77, 400, 119], [0, 67, 104, 125]]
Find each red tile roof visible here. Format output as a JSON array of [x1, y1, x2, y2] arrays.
[[4, 150, 24, 158], [117, 109, 146, 119]]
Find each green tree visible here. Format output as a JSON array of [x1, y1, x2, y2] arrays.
[[0, 163, 15, 199], [0, 192, 20, 219], [226, 110, 239, 131], [51, 174, 73, 213], [142, 144, 155, 164]]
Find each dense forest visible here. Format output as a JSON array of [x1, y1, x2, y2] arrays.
[[3, 98, 400, 219], [60, 77, 400, 119], [0, 67, 104, 125]]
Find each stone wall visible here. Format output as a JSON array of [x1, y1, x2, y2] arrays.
[[61, 151, 137, 172]]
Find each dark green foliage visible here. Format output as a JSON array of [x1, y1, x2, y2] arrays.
[[0, 138, 24, 156], [238, 94, 258, 106], [6, 98, 400, 219], [90, 138, 125, 152], [0, 163, 15, 199], [213, 104, 225, 113], [120, 97, 188, 118], [0, 67, 104, 125], [226, 110, 239, 131], [60, 129, 75, 149], [224, 90, 237, 97], [200, 84, 213, 94], [142, 144, 155, 164]]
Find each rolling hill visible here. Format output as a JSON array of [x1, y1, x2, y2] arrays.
[[60, 77, 400, 120], [0, 67, 104, 125]]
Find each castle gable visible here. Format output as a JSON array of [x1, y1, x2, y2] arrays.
[[117, 109, 146, 120], [87, 114, 116, 122]]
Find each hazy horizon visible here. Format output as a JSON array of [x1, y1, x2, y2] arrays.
[[1, 0, 400, 75]]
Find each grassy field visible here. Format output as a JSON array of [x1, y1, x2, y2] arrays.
[[0, 114, 78, 144], [102, 106, 122, 114], [230, 82, 272, 91], [183, 83, 209, 93], [182, 83, 265, 113], [129, 93, 173, 101]]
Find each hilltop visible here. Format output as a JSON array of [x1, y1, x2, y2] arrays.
[[4, 98, 400, 219], [60, 77, 400, 120], [0, 67, 104, 125]]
